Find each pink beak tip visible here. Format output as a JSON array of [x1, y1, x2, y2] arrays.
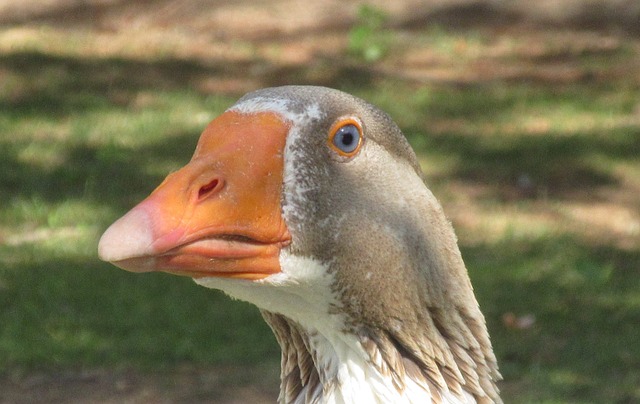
[[98, 206, 155, 263]]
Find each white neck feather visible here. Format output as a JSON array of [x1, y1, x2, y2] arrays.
[[300, 328, 477, 404]]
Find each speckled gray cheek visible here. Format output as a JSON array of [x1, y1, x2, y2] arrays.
[[281, 125, 335, 257]]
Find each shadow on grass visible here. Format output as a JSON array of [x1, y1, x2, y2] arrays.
[[412, 126, 640, 200], [464, 237, 640, 402], [0, 51, 377, 117], [0, 51, 242, 117], [0, 250, 279, 370], [399, 1, 640, 34], [0, 132, 199, 212], [391, 78, 640, 201]]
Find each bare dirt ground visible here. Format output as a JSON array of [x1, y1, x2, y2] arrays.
[[1, 365, 280, 403], [1, 0, 638, 402]]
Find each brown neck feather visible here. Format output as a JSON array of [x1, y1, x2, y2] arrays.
[[261, 311, 324, 403]]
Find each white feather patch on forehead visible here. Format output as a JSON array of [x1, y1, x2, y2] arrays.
[[228, 96, 324, 125]]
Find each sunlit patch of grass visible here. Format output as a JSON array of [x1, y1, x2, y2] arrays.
[[0, 27, 185, 61], [1, 197, 108, 228]]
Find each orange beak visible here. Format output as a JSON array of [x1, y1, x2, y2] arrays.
[[98, 111, 291, 280]]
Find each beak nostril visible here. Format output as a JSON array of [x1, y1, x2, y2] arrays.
[[198, 178, 221, 201]]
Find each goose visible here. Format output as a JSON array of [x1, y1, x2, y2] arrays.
[[98, 86, 501, 403]]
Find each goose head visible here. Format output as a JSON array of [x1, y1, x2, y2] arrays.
[[99, 86, 501, 403]]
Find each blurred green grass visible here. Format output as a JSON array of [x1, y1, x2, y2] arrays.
[[1, 21, 639, 403]]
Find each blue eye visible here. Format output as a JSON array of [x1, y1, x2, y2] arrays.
[[331, 124, 361, 155]]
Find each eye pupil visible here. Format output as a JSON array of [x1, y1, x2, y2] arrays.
[[332, 124, 361, 154], [341, 132, 354, 146]]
